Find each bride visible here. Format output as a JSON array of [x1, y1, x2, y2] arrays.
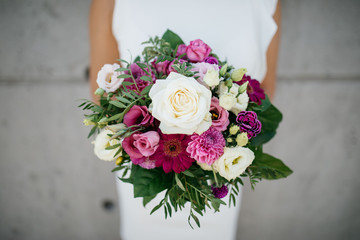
[[89, 0, 280, 239]]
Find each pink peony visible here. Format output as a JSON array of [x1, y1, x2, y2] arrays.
[[186, 127, 226, 166], [210, 97, 229, 131], [151, 132, 194, 173], [122, 131, 160, 169], [191, 62, 219, 83], [123, 105, 154, 128], [186, 39, 211, 62]]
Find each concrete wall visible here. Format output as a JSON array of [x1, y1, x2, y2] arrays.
[[0, 0, 359, 239]]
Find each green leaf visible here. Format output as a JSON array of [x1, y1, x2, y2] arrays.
[[140, 85, 152, 95], [107, 113, 123, 122], [87, 125, 97, 138], [135, 62, 151, 75], [105, 143, 121, 150], [128, 165, 174, 198], [175, 173, 185, 191], [118, 74, 132, 78], [115, 67, 128, 72], [251, 104, 283, 146], [109, 100, 126, 108], [182, 170, 195, 178], [140, 75, 153, 81], [116, 96, 132, 104], [150, 201, 164, 215], [252, 152, 293, 179], [143, 195, 157, 207], [161, 29, 184, 50]]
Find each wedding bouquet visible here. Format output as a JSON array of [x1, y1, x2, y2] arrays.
[[79, 30, 292, 227]]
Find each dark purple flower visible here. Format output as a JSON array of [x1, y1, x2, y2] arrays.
[[123, 63, 156, 93], [235, 74, 265, 105], [204, 56, 219, 65], [211, 185, 228, 199], [236, 111, 262, 139]]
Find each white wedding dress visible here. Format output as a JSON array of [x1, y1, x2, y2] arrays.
[[112, 0, 278, 239]]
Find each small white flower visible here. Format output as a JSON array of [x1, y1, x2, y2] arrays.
[[219, 93, 237, 110], [93, 129, 122, 161], [213, 146, 255, 181], [203, 68, 220, 87], [218, 81, 249, 115], [96, 63, 123, 93]]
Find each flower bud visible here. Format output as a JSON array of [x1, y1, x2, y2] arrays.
[[229, 125, 240, 135], [225, 79, 233, 88], [83, 119, 95, 126], [203, 69, 220, 87], [116, 156, 123, 165], [238, 81, 249, 95], [231, 68, 247, 82], [95, 88, 105, 96], [236, 132, 249, 147], [219, 63, 228, 76]]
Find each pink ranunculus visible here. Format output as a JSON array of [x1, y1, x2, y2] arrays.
[[210, 97, 230, 131], [123, 105, 154, 128], [176, 44, 187, 58], [191, 62, 219, 83], [151, 59, 171, 75], [122, 131, 160, 169], [186, 39, 211, 62]]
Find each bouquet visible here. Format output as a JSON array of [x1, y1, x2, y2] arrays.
[[79, 30, 292, 227]]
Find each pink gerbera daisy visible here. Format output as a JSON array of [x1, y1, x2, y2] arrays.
[[151, 132, 194, 173]]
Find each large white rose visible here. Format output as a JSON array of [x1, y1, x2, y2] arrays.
[[213, 146, 255, 181], [149, 72, 212, 135], [96, 63, 123, 93], [93, 129, 122, 161], [218, 81, 249, 116]]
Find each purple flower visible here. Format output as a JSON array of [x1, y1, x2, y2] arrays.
[[151, 59, 171, 75], [236, 111, 262, 139], [176, 44, 187, 58], [204, 56, 219, 65], [211, 185, 228, 199], [124, 63, 155, 93], [235, 75, 265, 105]]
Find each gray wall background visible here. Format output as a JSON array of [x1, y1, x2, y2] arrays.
[[0, 0, 359, 239]]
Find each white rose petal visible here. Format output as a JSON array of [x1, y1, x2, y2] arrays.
[[213, 146, 255, 181], [203, 68, 220, 87], [149, 72, 212, 135], [96, 63, 123, 93], [93, 129, 122, 161]]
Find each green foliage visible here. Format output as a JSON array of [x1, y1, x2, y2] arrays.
[[161, 29, 185, 49]]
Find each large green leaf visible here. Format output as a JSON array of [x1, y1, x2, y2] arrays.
[[252, 152, 293, 179], [122, 165, 174, 198], [251, 104, 283, 146], [162, 29, 184, 50]]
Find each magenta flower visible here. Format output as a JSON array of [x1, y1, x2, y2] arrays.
[[186, 127, 225, 166], [186, 39, 211, 62], [176, 44, 187, 58], [204, 56, 219, 65], [151, 59, 171, 76], [123, 105, 154, 128], [235, 75, 265, 105], [210, 97, 229, 131], [151, 132, 194, 173], [122, 131, 160, 169], [211, 185, 229, 199], [236, 111, 262, 139], [123, 63, 155, 93]]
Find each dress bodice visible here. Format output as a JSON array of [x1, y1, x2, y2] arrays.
[[112, 0, 278, 82]]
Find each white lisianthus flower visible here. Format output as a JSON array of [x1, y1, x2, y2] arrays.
[[219, 93, 237, 110], [96, 63, 123, 93], [93, 129, 122, 161], [214, 146, 255, 181], [218, 81, 249, 115], [203, 68, 220, 87], [149, 72, 212, 135]]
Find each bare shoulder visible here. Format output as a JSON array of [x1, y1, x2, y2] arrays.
[[90, 0, 114, 14]]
